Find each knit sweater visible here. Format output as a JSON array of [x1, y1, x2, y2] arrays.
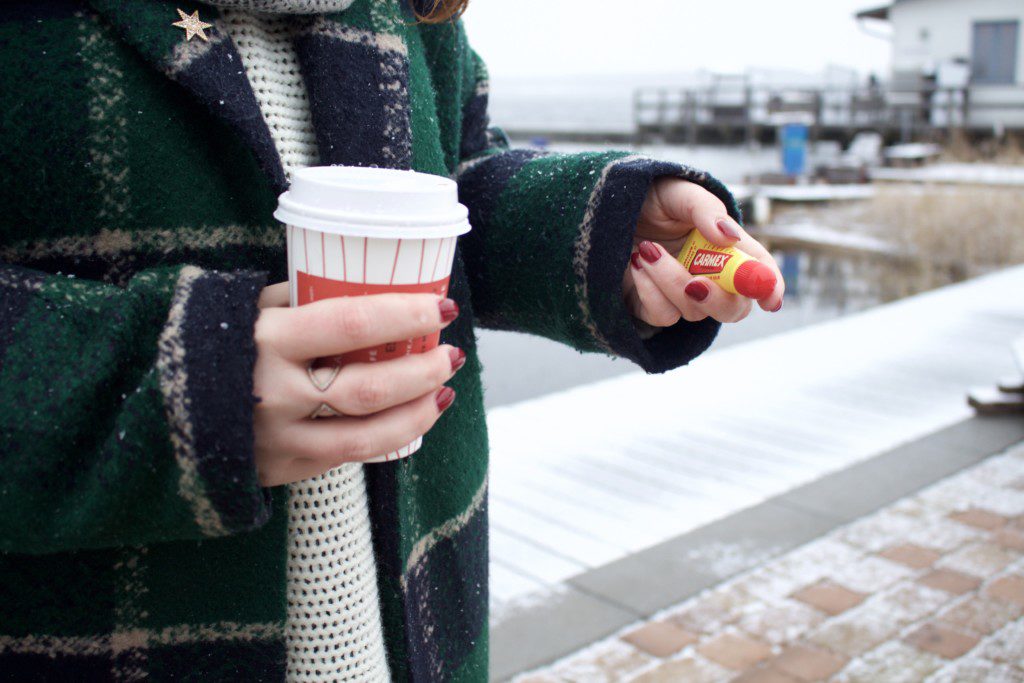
[[0, 1, 737, 680], [219, 9, 390, 681]]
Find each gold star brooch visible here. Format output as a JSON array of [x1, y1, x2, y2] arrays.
[[172, 8, 213, 43]]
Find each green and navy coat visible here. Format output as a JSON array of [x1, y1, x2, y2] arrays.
[[0, 0, 739, 680]]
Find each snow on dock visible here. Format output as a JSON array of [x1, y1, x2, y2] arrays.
[[730, 184, 877, 203], [487, 265, 1024, 610], [871, 163, 1024, 187]]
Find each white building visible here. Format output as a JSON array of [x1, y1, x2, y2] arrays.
[[858, 0, 1024, 131]]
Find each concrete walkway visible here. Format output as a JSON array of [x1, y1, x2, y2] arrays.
[[514, 438, 1024, 683]]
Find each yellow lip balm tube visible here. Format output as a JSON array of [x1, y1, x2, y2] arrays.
[[676, 230, 777, 299]]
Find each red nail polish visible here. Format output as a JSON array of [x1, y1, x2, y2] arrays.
[[439, 298, 459, 323], [717, 218, 741, 241], [685, 281, 710, 302], [449, 347, 466, 372], [630, 252, 643, 270], [436, 387, 456, 412], [771, 300, 784, 313], [638, 241, 661, 264]]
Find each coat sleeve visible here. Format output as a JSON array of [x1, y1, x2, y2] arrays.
[[0, 262, 271, 554], [453, 45, 743, 374]]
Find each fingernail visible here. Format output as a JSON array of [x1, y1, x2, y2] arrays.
[[685, 281, 710, 302], [436, 386, 456, 412], [449, 347, 467, 372], [630, 252, 643, 270], [717, 218, 741, 241], [638, 241, 661, 264], [771, 299, 784, 313], [439, 298, 459, 323]]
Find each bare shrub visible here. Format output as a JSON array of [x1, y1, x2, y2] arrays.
[[867, 185, 1024, 297]]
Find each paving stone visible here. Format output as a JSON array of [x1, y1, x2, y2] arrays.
[[838, 512, 924, 552], [727, 567, 813, 606], [936, 542, 1018, 577], [973, 619, 1024, 664], [949, 508, 1009, 530], [917, 568, 982, 595], [870, 582, 951, 625], [514, 675, 566, 683], [905, 623, 980, 659], [827, 554, 915, 593], [986, 575, 1024, 607], [629, 653, 731, 683], [731, 666, 800, 683], [620, 621, 698, 659], [925, 657, 1024, 683], [667, 586, 758, 635], [696, 630, 773, 671], [878, 543, 943, 569], [735, 599, 824, 647], [928, 481, 1024, 517], [936, 594, 1022, 637], [773, 642, 848, 681], [991, 529, 1024, 552], [547, 640, 656, 683], [791, 581, 866, 616], [806, 611, 896, 658], [836, 641, 944, 683], [901, 516, 986, 552]]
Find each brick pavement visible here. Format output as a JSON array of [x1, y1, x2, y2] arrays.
[[514, 441, 1024, 682]]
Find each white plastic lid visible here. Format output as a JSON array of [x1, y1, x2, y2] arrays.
[[274, 166, 471, 238]]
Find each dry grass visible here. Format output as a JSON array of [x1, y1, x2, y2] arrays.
[[941, 131, 1024, 164], [867, 185, 1024, 297]]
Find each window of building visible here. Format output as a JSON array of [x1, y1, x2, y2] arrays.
[[971, 21, 1019, 85]]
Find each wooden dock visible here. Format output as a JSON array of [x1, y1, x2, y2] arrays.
[[487, 265, 1024, 616]]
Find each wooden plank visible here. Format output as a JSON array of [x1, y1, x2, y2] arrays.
[[489, 499, 626, 568], [489, 526, 587, 586], [489, 560, 548, 604]]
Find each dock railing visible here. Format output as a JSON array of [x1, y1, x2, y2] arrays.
[[633, 82, 1024, 145]]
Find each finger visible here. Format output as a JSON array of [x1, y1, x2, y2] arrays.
[[635, 240, 705, 322], [661, 181, 741, 248], [681, 276, 753, 324], [268, 293, 459, 361], [259, 282, 291, 308], [288, 387, 454, 464], [312, 345, 463, 418], [627, 254, 681, 328]]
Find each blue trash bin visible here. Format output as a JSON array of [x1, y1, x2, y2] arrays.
[[780, 123, 808, 177]]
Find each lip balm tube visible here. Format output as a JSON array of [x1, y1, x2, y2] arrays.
[[675, 230, 777, 299]]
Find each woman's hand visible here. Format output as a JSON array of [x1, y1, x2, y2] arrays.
[[623, 177, 785, 328], [252, 283, 464, 486]]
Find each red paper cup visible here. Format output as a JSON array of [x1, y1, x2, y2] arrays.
[[275, 167, 471, 463]]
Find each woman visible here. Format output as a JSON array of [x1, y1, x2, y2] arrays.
[[0, 0, 783, 680]]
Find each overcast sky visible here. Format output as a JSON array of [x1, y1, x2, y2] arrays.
[[461, 0, 892, 80]]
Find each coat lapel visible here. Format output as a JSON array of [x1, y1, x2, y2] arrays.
[[86, 0, 288, 192], [293, 5, 413, 169]]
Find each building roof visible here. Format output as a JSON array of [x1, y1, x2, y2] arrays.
[[856, 4, 891, 20]]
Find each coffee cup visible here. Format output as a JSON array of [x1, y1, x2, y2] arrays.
[[275, 166, 471, 463]]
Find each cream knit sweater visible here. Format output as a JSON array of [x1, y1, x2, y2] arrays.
[[219, 8, 391, 682]]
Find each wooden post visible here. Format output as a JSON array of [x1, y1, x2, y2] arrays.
[[687, 91, 698, 147]]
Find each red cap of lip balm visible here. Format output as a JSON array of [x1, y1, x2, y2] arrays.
[[733, 260, 777, 299]]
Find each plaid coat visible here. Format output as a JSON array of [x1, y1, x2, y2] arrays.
[[0, 0, 739, 680]]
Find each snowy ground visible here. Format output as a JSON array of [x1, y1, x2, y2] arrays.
[[487, 265, 1024, 613]]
